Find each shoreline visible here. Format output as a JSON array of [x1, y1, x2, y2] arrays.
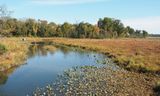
[[43, 38, 160, 75], [1, 37, 159, 75], [0, 37, 160, 95]]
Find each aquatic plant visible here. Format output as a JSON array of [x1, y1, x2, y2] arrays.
[[33, 85, 55, 96], [32, 66, 159, 96]]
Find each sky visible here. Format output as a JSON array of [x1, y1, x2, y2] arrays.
[[1, 0, 160, 34]]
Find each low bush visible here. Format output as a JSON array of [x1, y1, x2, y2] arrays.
[[153, 81, 160, 95], [0, 44, 7, 54]]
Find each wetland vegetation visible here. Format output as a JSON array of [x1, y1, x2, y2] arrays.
[[0, 5, 160, 96], [0, 38, 28, 71], [0, 38, 159, 96], [33, 66, 159, 96], [0, 43, 111, 95], [49, 38, 160, 74]]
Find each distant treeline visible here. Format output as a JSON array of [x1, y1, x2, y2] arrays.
[[0, 17, 148, 38], [149, 34, 160, 37], [0, 5, 149, 38]]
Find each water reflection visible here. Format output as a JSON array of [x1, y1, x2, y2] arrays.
[[0, 44, 114, 96], [0, 72, 7, 85], [28, 44, 57, 58], [28, 44, 94, 58], [0, 67, 17, 85]]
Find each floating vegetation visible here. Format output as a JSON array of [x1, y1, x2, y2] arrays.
[[32, 65, 159, 96], [96, 58, 113, 65], [33, 85, 55, 96]]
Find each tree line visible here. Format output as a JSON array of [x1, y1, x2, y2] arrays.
[[0, 6, 148, 38], [0, 18, 149, 38]]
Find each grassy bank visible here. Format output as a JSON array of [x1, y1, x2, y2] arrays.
[[0, 37, 159, 95], [0, 38, 28, 71], [1, 37, 159, 74], [44, 38, 160, 74]]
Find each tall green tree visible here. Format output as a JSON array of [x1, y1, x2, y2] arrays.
[[142, 30, 148, 38], [0, 13, 149, 38], [61, 22, 74, 37]]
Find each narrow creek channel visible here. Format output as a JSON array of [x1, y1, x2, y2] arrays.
[[0, 44, 120, 96]]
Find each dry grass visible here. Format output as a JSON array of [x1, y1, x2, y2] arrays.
[[0, 37, 160, 74], [0, 38, 28, 71], [1, 37, 159, 95], [46, 38, 160, 73]]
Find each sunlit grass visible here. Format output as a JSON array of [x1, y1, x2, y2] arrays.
[[0, 38, 28, 71], [48, 38, 160, 73], [1, 37, 159, 73]]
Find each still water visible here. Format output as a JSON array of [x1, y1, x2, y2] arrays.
[[0, 44, 117, 96]]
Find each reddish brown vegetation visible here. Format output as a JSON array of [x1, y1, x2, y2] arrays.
[[49, 38, 160, 73]]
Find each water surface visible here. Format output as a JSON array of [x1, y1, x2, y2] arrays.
[[0, 44, 118, 96]]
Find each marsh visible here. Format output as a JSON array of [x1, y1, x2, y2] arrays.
[[0, 44, 115, 96]]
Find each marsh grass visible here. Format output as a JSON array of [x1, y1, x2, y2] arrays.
[[48, 38, 160, 74], [1, 37, 159, 73], [0, 38, 28, 71]]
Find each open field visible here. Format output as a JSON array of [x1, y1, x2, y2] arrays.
[[45, 38, 160, 74]]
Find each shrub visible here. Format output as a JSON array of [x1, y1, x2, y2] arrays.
[[0, 44, 7, 54], [153, 81, 160, 95]]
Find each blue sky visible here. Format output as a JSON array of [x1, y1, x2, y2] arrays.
[[1, 0, 160, 34]]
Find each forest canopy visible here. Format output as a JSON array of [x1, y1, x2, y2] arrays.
[[0, 5, 148, 38]]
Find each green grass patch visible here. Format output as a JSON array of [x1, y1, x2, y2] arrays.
[[0, 44, 7, 54]]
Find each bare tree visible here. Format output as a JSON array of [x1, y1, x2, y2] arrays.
[[0, 5, 13, 37], [0, 5, 13, 20]]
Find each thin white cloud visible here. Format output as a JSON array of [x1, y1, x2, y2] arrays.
[[123, 16, 160, 34], [31, 0, 107, 5]]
